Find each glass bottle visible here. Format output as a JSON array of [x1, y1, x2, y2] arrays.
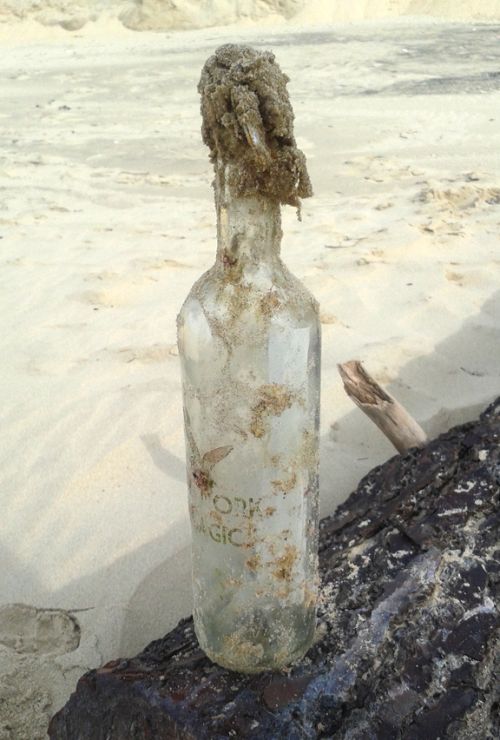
[[177, 160, 321, 673]]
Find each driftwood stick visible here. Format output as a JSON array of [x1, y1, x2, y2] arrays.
[[338, 360, 427, 453]]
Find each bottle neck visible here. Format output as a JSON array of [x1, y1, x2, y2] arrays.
[[215, 164, 282, 272]]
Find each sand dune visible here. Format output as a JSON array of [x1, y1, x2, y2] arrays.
[[1, 0, 499, 33], [292, 0, 500, 24]]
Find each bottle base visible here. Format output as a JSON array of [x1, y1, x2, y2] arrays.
[[194, 605, 316, 674]]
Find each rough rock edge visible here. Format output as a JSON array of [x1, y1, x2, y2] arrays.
[[49, 397, 500, 739]]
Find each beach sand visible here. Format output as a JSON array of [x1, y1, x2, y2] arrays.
[[0, 8, 499, 737]]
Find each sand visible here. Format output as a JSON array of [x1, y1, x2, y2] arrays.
[[1, 0, 500, 34], [0, 9, 499, 739]]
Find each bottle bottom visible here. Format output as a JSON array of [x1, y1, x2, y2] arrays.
[[194, 603, 316, 673]]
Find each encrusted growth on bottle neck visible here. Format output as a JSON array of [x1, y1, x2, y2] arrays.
[[199, 43, 312, 208], [215, 164, 282, 275]]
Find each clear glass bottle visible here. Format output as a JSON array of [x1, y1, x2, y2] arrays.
[[177, 162, 321, 673]]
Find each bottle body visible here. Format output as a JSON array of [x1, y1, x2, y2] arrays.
[[177, 188, 321, 672]]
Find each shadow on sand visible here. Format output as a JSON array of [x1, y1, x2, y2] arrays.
[[1, 291, 498, 660]]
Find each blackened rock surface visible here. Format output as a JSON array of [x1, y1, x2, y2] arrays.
[[49, 398, 500, 740]]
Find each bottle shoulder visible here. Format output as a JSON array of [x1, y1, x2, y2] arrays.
[[277, 262, 319, 316], [177, 261, 319, 330]]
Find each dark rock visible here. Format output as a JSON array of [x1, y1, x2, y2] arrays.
[[49, 398, 500, 739], [441, 612, 497, 661], [405, 688, 477, 739]]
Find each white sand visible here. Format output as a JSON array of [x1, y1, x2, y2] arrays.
[[0, 9, 499, 738], [1, 0, 500, 33]]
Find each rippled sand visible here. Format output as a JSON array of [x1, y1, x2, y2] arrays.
[[0, 17, 499, 737]]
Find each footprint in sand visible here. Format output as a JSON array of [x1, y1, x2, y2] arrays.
[[344, 155, 423, 182], [75, 271, 145, 308], [115, 344, 178, 363], [444, 268, 487, 288], [417, 182, 500, 212], [356, 249, 386, 266], [446, 270, 465, 285], [319, 311, 338, 325], [131, 257, 193, 271], [0, 604, 80, 655], [77, 343, 178, 366], [76, 288, 133, 308], [115, 171, 171, 187], [414, 179, 500, 237]]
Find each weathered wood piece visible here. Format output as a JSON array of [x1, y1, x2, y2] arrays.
[[49, 399, 500, 740], [338, 360, 428, 453]]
